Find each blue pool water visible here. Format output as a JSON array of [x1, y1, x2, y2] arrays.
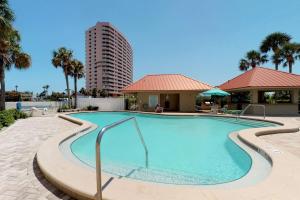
[[69, 112, 276, 185]]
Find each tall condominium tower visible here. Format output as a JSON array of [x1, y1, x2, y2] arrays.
[[85, 22, 133, 96]]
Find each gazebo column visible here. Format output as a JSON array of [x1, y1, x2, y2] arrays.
[[292, 89, 299, 104], [250, 90, 258, 104]]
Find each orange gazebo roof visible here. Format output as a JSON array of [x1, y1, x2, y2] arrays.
[[219, 67, 300, 91], [122, 74, 212, 93]]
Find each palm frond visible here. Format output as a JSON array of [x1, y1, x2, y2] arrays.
[[260, 32, 291, 53], [69, 59, 85, 78], [14, 53, 31, 69], [239, 59, 249, 71], [0, 0, 15, 23], [279, 43, 299, 71]]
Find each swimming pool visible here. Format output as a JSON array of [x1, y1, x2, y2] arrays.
[[68, 112, 276, 185]]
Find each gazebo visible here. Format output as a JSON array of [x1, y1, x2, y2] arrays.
[[122, 74, 212, 112], [219, 67, 300, 115]]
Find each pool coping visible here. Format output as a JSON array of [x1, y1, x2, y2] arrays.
[[59, 114, 272, 189], [37, 112, 300, 200]]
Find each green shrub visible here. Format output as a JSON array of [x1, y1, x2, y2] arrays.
[[19, 111, 28, 119], [7, 109, 28, 120], [57, 104, 70, 112], [0, 109, 28, 129], [13, 109, 21, 119], [0, 110, 15, 127], [86, 105, 99, 111]]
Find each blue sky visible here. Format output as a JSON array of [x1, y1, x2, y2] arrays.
[[8, 0, 300, 93]]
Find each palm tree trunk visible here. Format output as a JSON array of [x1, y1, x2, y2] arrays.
[[275, 63, 278, 70], [0, 65, 5, 111], [74, 76, 78, 109], [289, 62, 292, 73], [65, 73, 71, 108]]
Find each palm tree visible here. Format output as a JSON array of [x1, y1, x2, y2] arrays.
[[99, 89, 109, 97], [0, 1, 31, 110], [79, 87, 87, 95], [0, 0, 14, 39], [239, 59, 249, 71], [52, 47, 73, 108], [69, 59, 84, 108], [42, 84, 50, 96], [92, 88, 97, 98], [271, 53, 283, 70], [260, 32, 291, 70], [279, 43, 300, 73], [239, 50, 268, 71]]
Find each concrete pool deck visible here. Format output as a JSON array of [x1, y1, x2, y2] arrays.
[[1, 113, 300, 199], [36, 112, 300, 200]]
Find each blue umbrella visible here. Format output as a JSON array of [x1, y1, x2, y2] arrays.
[[199, 88, 230, 97]]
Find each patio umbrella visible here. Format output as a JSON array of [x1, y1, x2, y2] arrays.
[[199, 88, 230, 97], [198, 88, 230, 106]]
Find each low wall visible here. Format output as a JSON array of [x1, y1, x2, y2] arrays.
[[6, 98, 125, 111], [6, 101, 60, 109], [237, 104, 299, 116], [76, 97, 124, 111], [253, 104, 299, 115]]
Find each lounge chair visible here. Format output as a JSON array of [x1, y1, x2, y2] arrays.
[[210, 105, 219, 114], [220, 105, 228, 114], [30, 107, 43, 117], [195, 105, 202, 112], [155, 105, 164, 113], [129, 104, 139, 111]]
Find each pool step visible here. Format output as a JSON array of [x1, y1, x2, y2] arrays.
[[102, 162, 225, 185], [213, 117, 276, 128]]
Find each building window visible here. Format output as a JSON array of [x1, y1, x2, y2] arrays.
[[149, 95, 158, 108], [258, 90, 292, 104]]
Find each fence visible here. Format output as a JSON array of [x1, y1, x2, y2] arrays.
[[6, 101, 60, 110], [76, 97, 124, 111], [5, 97, 125, 112]]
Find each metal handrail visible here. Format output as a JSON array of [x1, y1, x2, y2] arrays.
[[239, 104, 266, 119], [95, 117, 148, 200]]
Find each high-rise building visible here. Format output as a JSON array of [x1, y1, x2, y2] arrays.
[[85, 22, 133, 96]]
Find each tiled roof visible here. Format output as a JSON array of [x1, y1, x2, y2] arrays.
[[219, 67, 300, 90], [122, 74, 212, 92]]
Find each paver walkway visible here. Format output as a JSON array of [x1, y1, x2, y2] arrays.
[[0, 116, 77, 200]]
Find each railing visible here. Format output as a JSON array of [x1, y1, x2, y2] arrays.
[[95, 117, 148, 200], [239, 104, 266, 119]]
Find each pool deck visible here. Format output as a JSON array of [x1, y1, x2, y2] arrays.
[[2, 113, 300, 199], [261, 130, 300, 159]]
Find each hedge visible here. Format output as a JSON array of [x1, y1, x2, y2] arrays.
[[0, 109, 28, 129]]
